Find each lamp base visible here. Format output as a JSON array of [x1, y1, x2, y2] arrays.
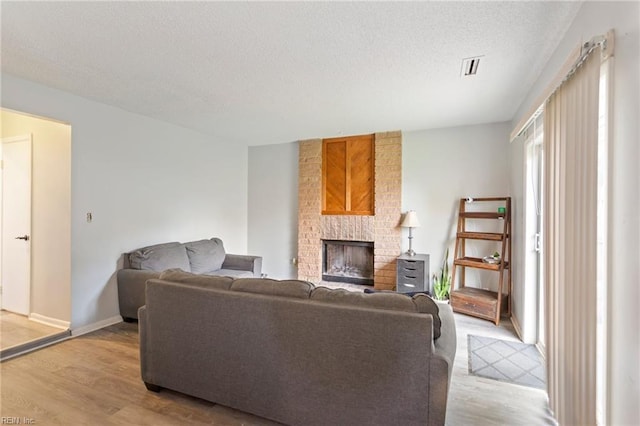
[[406, 230, 416, 256]]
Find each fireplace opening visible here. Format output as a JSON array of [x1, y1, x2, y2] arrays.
[[322, 240, 374, 286]]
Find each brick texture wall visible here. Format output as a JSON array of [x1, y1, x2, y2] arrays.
[[372, 131, 402, 290], [297, 139, 323, 282], [297, 132, 402, 289]]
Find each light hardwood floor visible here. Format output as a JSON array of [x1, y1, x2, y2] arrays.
[[0, 310, 67, 351], [0, 312, 555, 425]]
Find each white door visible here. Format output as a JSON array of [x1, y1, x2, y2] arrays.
[[1, 135, 32, 315]]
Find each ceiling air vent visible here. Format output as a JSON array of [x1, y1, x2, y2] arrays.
[[461, 56, 482, 77]]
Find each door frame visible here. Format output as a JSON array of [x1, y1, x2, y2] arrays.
[[522, 121, 545, 350]]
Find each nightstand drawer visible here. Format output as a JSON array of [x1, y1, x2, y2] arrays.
[[397, 272, 421, 284], [397, 281, 426, 293], [397, 260, 425, 276], [396, 253, 429, 294], [397, 258, 424, 267]]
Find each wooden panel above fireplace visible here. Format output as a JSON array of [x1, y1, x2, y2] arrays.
[[322, 134, 374, 216]]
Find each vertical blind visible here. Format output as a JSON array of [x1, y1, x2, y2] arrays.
[[543, 47, 601, 425]]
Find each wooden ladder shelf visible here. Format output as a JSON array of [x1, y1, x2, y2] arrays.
[[450, 197, 512, 325]]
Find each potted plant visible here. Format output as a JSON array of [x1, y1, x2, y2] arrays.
[[432, 248, 451, 301]]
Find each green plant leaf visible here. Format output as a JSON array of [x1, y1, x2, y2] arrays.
[[432, 248, 451, 300]]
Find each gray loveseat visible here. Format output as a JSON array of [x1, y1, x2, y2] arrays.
[[139, 269, 456, 426], [117, 238, 262, 321]]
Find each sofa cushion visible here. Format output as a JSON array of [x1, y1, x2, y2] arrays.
[[230, 278, 314, 299], [362, 288, 441, 339], [311, 287, 441, 339], [158, 269, 233, 290], [128, 242, 191, 272], [184, 238, 226, 274], [207, 269, 254, 278]]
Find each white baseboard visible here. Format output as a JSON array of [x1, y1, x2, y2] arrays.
[[29, 313, 70, 330], [71, 315, 123, 337]]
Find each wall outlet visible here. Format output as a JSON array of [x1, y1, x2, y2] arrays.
[[291, 257, 297, 265], [86, 212, 93, 223]]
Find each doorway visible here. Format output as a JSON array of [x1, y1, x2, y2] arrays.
[[0, 108, 72, 358]]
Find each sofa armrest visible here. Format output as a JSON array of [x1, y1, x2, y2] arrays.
[[427, 303, 456, 425], [433, 303, 457, 381], [117, 269, 160, 320], [222, 254, 262, 277]]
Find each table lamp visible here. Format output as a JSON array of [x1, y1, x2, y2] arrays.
[[401, 210, 421, 256]]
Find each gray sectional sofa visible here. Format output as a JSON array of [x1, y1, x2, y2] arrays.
[[117, 238, 262, 321], [139, 269, 456, 426]]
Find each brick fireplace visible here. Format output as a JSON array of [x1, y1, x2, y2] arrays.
[[297, 131, 402, 290]]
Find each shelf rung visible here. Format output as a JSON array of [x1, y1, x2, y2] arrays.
[[457, 232, 505, 241], [461, 197, 510, 202], [459, 212, 506, 219], [454, 256, 509, 270]]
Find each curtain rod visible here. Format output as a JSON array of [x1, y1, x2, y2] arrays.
[[561, 34, 609, 84], [509, 30, 614, 142]]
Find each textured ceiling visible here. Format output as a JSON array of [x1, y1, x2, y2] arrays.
[[1, 1, 582, 145]]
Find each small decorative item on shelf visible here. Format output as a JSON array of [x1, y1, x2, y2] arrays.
[[482, 251, 501, 264], [432, 248, 451, 301]]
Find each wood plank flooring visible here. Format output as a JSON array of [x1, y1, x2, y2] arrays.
[[0, 312, 555, 425], [0, 310, 67, 350]]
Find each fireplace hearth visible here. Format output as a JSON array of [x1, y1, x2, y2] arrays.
[[322, 240, 374, 286]]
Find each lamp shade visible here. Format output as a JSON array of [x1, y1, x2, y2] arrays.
[[401, 210, 421, 228]]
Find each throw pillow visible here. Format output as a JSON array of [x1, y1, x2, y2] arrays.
[[128, 242, 191, 272], [184, 238, 226, 274]]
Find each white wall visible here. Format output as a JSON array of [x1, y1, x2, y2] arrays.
[[510, 2, 639, 423], [1, 74, 249, 331], [1, 110, 72, 323], [402, 123, 511, 292], [248, 142, 299, 279]]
